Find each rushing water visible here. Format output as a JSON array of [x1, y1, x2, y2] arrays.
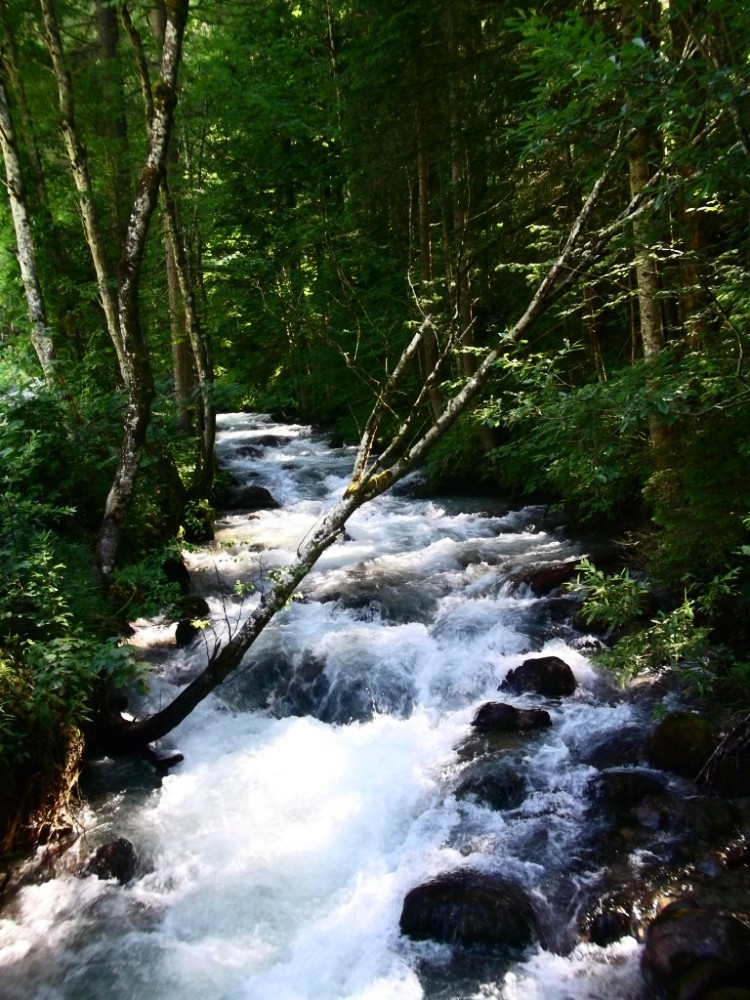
[[0, 414, 648, 999]]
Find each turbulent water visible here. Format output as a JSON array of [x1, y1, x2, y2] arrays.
[[0, 414, 648, 999]]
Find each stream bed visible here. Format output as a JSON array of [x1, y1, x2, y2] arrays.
[[0, 412, 707, 999]]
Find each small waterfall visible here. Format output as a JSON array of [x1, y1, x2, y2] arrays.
[[0, 414, 653, 999]]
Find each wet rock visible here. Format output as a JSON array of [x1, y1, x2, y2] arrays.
[[82, 838, 137, 884], [472, 702, 552, 734], [589, 907, 634, 947], [175, 617, 204, 647], [587, 768, 668, 820], [648, 711, 717, 780], [163, 556, 191, 595], [672, 797, 741, 844], [400, 868, 539, 951], [229, 485, 280, 510], [233, 444, 263, 459], [641, 899, 750, 999], [175, 595, 211, 619], [454, 757, 527, 811], [251, 434, 286, 448], [506, 560, 580, 596], [500, 656, 577, 698], [579, 725, 644, 769]]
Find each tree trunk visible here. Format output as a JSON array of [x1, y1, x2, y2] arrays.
[[0, 67, 57, 385], [162, 174, 216, 497], [622, 0, 668, 453], [416, 104, 444, 420], [165, 218, 195, 435], [96, 0, 190, 581], [40, 0, 124, 372]]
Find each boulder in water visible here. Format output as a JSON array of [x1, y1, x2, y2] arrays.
[[82, 838, 137, 884], [454, 757, 527, 811], [641, 899, 750, 999], [586, 768, 668, 822], [229, 485, 280, 511], [233, 444, 263, 459], [472, 702, 552, 734], [506, 560, 580, 596], [500, 656, 577, 698], [399, 868, 539, 950], [162, 556, 191, 595], [175, 618, 202, 647]]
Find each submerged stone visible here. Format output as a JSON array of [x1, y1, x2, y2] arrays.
[[400, 868, 538, 951], [454, 757, 527, 811], [587, 768, 667, 820], [82, 838, 137, 884], [471, 702, 552, 734], [229, 485, 280, 510]]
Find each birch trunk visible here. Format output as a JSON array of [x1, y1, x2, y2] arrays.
[[96, 0, 190, 581], [122, 0, 215, 497], [0, 69, 57, 384]]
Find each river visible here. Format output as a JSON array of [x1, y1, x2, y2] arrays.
[[0, 413, 648, 999]]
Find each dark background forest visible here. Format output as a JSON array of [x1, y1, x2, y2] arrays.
[[1, 0, 750, 852]]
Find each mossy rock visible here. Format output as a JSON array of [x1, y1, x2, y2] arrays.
[[648, 711, 716, 780]]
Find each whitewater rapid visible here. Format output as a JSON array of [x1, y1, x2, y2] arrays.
[[0, 414, 646, 999]]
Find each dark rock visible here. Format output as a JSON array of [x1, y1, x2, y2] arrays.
[[506, 560, 580, 596], [252, 434, 286, 448], [229, 485, 280, 511], [82, 838, 137, 884], [399, 868, 539, 951], [472, 702, 552, 734], [712, 754, 750, 798], [501, 656, 577, 698], [676, 797, 741, 843], [175, 595, 211, 619], [648, 711, 717, 780], [233, 444, 263, 459], [641, 900, 750, 999], [175, 618, 201, 647], [587, 768, 668, 819], [163, 557, 191, 595], [589, 908, 634, 947], [579, 725, 644, 769], [455, 757, 527, 811]]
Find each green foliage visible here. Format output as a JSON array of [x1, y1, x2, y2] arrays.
[[109, 550, 184, 620], [0, 373, 146, 770], [569, 559, 714, 694], [479, 348, 652, 521], [596, 602, 713, 695], [566, 557, 649, 631]]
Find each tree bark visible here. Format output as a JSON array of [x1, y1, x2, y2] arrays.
[[0, 67, 57, 384], [120, 0, 215, 497], [40, 0, 124, 372], [96, 0, 190, 581]]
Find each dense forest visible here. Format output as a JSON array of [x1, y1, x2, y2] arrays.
[[1, 0, 749, 863]]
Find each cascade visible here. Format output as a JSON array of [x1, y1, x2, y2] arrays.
[[2, 413, 685, 999]]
